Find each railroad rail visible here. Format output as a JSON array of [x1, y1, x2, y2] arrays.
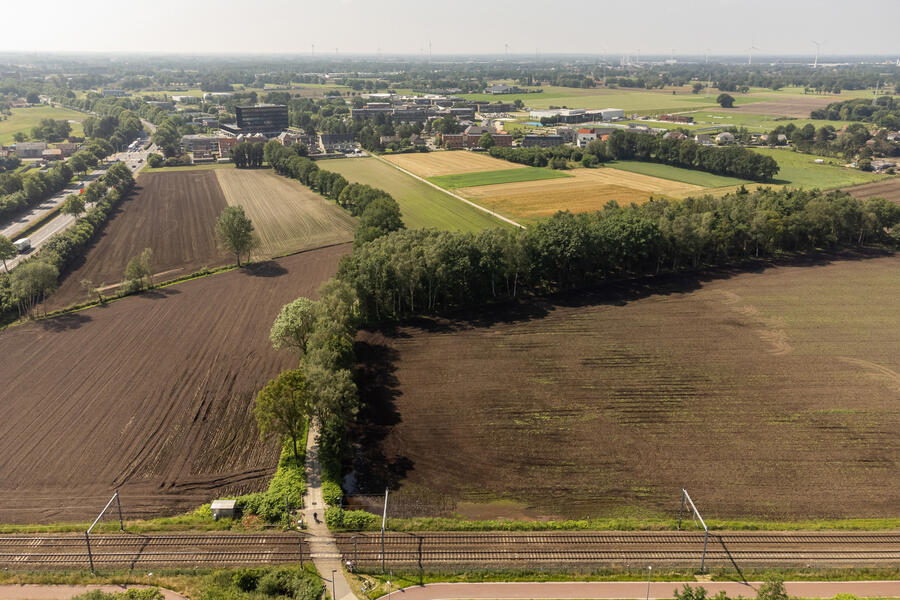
[[0, 533, 310, 569], [334, 531, 900, 568], [1, 531, 898, 569]]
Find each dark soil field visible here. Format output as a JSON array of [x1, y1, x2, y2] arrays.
[[352, 253, 900, 522], [0, 244, 349, 524], [844, 178, 900, 205], [731, 96, 836, 118], [49, 171, 230, 310]]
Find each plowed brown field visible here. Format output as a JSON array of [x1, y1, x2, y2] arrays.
[[844, 178, 900, 205], [0, 244, 349, 524], [49, 171, 230, 310], [353, 253, 900, 521]]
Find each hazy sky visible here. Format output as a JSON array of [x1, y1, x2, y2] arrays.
[[4, 0, 898, 57]]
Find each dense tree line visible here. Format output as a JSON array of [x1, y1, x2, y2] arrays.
[[29, 118, 71, 142], [336, 188, 900, 322], [812, 96, 900, 130], [263, 141, 404, 243], [231, 142, 265, 168], [488, 145, 583, 168], [0, 162, 135, 319]]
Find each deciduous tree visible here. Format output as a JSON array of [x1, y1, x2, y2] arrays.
[[270, 297, 319, 355], [254, 369, 310, 463], [214, 205, 258, 267], [0, 235, 17, 273]]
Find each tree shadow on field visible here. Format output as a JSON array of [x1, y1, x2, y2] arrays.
[[242, 260, 289, 278], [349, 337, 413, 494], [38, 311, 92, 332], [137, 286, 181, 301]]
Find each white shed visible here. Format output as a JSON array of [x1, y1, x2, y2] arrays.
[[210, 499, 237, 520]]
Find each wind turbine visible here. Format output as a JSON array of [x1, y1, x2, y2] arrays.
[[705, 48, 711, 64], [748, 43, 759, 65], [311, 44, 314, 56], [504, 43, 509, 58], [812, 40, 821, 68]]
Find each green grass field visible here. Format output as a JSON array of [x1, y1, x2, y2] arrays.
[[319, 157, 512, 231], [429, 167, 572, 189], [755, 148, 891, 189], [0, 105, 87, 145], [606, 161, 751, 187]]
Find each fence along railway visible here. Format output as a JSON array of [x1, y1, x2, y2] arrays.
[[0, 531, 898, 569]]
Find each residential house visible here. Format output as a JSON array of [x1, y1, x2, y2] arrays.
[[443, 125, 512, 149], [715, 132, 735, 144], [694, 133, 712, 145], [55, 142, 79, 157], [662, 131, 687, 140], [320, 133, 357, 153]]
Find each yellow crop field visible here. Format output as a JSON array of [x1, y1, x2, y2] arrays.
[[457, 168, 704, 223], [464, 184, 659, 222], [215, 169, 355, 257], [383, 151, 526, 177]]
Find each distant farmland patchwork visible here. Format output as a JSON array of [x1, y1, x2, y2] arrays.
[[354, 253, 900, 521], [0, 244, 349, 524]]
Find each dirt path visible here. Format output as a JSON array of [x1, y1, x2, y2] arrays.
[[391, 580, 900, 600], [303, 423, 357, 600], [0, 584, 186, 600], [368, 153, 524, 229]]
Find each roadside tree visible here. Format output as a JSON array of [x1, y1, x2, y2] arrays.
[[10, 260, 58, 318], [215, 205, 259, 267], [0, 236, 16, 272], [61, 194, 86, 219]]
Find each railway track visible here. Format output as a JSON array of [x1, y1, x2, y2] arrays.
[[334, 531, 900, 568], [1, 531, 898, 569], [0, 533, 310, 569]]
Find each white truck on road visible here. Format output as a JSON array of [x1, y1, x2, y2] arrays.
[[13, 238, 31, 253]]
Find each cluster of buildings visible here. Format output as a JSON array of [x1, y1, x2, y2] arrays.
[[529, 108, 625, 123], [179, 103, 347, 161], [9, 140, 80, 161], [443, 125, 512, 149], [351, 94, 516, 123]]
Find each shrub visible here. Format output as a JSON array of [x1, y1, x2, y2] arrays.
[[232, 568, 263, 592], [325, 506, 379, 530], [322, 479, 344, 506]]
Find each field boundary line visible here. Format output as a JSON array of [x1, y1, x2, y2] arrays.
[[368, 153, 524, 229]]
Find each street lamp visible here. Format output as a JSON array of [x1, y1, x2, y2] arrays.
[[646, 566, 652, 600], [331, 569, 336, 600]]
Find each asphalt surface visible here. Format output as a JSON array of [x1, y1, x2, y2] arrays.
[[3, 142, 154, 271]]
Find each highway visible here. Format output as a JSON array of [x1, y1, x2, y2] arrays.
[[3, 141, 154, 272]]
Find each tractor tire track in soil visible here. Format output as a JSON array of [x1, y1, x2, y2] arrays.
[[0, 244, 350, 524]]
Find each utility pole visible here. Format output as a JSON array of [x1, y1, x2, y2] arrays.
[[381, 487, 389, 572], [646, 566, 652, 600], [331, 569, 336, 600]]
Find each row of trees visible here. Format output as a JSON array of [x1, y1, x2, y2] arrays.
[[231, 142, 265, 168], [263, 141, 404, 245], [590, 130, 780, 181], [336, 188, 900, 322], [0, 162, 135, 319], [0, 161, 72, 222]]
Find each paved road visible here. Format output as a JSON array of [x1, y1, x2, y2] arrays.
[[0, 170, 103, 241], [0, 585, 186, 600], [3, 143, 154, 271], [392, 580, 900, 600]]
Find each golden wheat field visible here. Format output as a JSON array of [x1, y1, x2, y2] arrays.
[[383, 151, 527, 177], [215, 169, 356, 257]]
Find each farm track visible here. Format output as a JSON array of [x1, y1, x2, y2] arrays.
[[335, 532, 900, 567], [0, 534, 309, 568]]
